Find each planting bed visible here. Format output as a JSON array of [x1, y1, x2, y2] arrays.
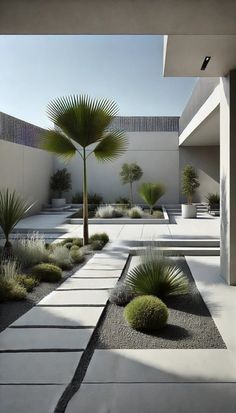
[[92, 256, 225, 349], [68, 206, 169, 224]]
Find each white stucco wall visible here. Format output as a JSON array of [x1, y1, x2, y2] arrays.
[[0, 139, 53, 213], [179, 146, 219, 203], [55, 131, 180, 204]]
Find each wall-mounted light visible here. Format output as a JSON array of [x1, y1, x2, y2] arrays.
[[201, 56, 211, 71]]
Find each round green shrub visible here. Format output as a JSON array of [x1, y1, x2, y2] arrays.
[[89, 232, 109, 245], [70, 245, 80, 252], [15, 274, 39, 292], [91, 240, 104, 251], [124, 295, 168, 331], [109, 282, 135, 306], [70, 250, 85, 264], [72, 238, 83, 247], [0, 278, 27, 302], [31, 263, 62, 282]]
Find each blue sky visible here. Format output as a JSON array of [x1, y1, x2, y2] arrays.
[[0, 36, 196, 128]]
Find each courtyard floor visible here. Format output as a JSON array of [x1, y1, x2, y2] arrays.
[[1, 210, 235, 413]]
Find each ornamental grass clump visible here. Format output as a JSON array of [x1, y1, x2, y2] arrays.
[[49, 245, 73, 270], [31, 263, 62, 283], [127, 206, 143, 218], [126, 247, 188, 298], [95, 205, 123, 218], [0, 260, 27, 301], [89, 233, 109, 245], [109, 281, 135, 306], [13, 233, 49, 268], [138, 183, 165, 215], [124, 295, 168, 331]]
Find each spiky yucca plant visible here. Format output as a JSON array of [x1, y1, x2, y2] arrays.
[[126, 247, 188, 298], [42, 95, 128, 245], [0, 189, 33, 258], [138, 182, 165, 214]]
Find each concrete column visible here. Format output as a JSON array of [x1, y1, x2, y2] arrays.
[[220, 70, 236, 285]]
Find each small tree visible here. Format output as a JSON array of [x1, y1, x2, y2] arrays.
[[182, 165, 200, 204], [138, 182, 165, 215], [50, 168, 71, 198], [120, 163, 143, 206]]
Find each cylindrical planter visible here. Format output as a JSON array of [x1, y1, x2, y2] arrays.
[[52, 198, 66, 208], [181, 204, 197, 219]]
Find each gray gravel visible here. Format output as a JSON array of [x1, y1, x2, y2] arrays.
[[93, 257, 226, 349]]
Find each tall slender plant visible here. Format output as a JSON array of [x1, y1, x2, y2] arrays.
[[182, 165, 200, 204], [42, 95, 128, 245], [120, 163, 143, 206], [0, 189, 33, 257]]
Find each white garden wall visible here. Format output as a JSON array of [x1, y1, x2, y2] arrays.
[[55, 131, 180, 204]]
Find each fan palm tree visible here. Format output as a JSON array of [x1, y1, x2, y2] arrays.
[[0, 189, 33, 258], [138, 182, 165, 214], [41, 95, 128, 245]]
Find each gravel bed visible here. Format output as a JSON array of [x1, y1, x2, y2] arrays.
[[92, 257, 226, 349]]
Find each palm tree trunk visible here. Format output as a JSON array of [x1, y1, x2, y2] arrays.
[[83, 148, 89, 245]]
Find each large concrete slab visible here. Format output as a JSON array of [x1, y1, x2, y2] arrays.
[[84, 349, 236, 383], [84, 258, 126, 270], [71, 269, 122, 278], [0, 328, 93, 351], [57, 277, 117, 290], [38, 290, 109, 306], [10, 306, 104, 327], [66, 383, 236, 413], [0, 352, 82, 384], [0, 385, 66, 413]]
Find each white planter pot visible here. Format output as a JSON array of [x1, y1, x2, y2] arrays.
[[52, 198, 66, 208], [181, 204, 197, 218]]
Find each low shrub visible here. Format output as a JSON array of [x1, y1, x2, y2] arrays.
[[109, 282, 135, 306], [72, 192, 103, 205], [49, 246, 73, 270], [31, 263, 62, 282], [152, 210, 163, 219], [115, 197, 131, 208], [70, 249, 85, 264], [95, 205, 123, 218], [127, 206, 143, 218], [60, 237, 83, 248], [15, 274, 39, 292], [126, 247, 189, 298], [13, 233, 49, 268], [0, 277, 27, 302], [70, 244, 80, 252], [89, 233, 109, 245], [91, 240, 104, 251], [124, 295, 168, 331]]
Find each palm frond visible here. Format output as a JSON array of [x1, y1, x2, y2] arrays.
[[41, 130, 77, 160], [46, 95, 119, 148], [0, 189, 34, 243], [126, 251, 188, 298], [93, 130, 128, 162], [138, 182, 165, 210]]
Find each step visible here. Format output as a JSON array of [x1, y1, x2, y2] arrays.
[[133, 246, 220, 256]]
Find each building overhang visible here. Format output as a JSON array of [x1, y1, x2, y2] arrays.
[[0, 0, 236, 34], [179, 86, 220, 146], [164, 35, 236, 77]]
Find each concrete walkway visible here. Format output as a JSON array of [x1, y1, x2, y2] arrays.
[[0, 212, 226, 413], [0, 251, 129, 413]]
